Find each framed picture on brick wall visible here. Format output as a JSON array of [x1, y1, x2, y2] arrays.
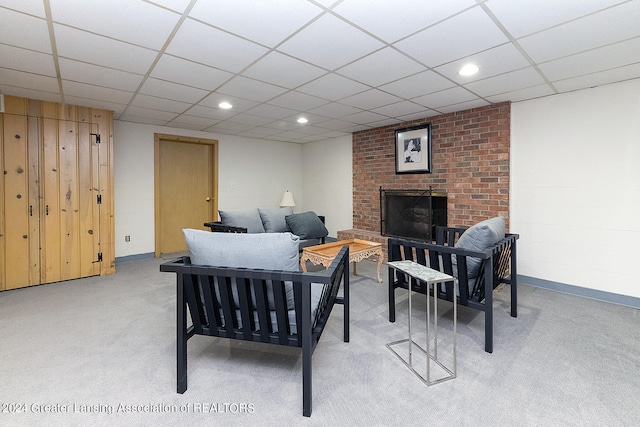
[[395, 123, 432, 174]]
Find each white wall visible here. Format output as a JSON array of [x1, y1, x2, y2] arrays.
[[114, 121, 303, 258], [511, 78, 640, 299], [301, 135, 353, 238]]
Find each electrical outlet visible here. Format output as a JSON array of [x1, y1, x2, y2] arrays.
[[125, 235, 130, 242]]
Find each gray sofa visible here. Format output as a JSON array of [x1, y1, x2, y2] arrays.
[[204, 207, 328, 250]]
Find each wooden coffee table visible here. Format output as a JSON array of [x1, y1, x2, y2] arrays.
[[300, 239, 383, 283]]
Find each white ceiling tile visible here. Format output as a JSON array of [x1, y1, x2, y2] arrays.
[[435, 43, 530, 84], [435, 98, 490, 114], [367, 117, 403, 128], [293, 124, 336, 135], [0, 8, 51, 53], [49, 0, 180, 50], [139, 77, 209, 103], [371, 101, 427, 117], [0, 44, 55, 76], [379, 71, 455, 99], [198, 93, 259, 112], [337, 47, 427, 87], [263, 120, 303, 132], [552, 64, 640, 94], [488, 0, 627, 38], [538, 37, 640, 82], [184, 104, 238, 121], [209, 121, 255, 132], [342, 110, 389, 124], [267, 91, 329, 111], [151, 55, 233, 90], [1, 0, 638, 140], [189, 0, 323, 47], [54, 24, 157, 74], [130, 93, 191, 113], [168, 114, 219, 128], [397, 109, 440, 122], [146, 0, 192, 13], [339, 89, 402, 110], [0, 84, 60, 102], [412, 86, 478, 109], [307, 102, 362, 119], [62, 96, 127, 114], [166, 18, 268, 73], [123, 106, 177, 121], [58, 58, 143, 91], [518, 1, 640, 63], [237, 127, 285, 138], [62, 80, 134, 104], [486, 84, 555, 103], [245, 104, 297, 120], [220, 113, 273, 126], [216, 76, 288, 102], [464, 67, 547, 98], [0, 0, 46, 17], [117, 114, 169, 126], [243, 51, 327, 88], [277, 13, 384, 70], [0, 68, 59, 92], [297, 73, 369, 101], [334, 0, 476, 43], [394, 6, 509, 67]]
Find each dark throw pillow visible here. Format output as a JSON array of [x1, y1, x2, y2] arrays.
[[285, 211, 328, 240]]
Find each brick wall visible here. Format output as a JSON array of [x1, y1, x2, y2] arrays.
[[352, 102, 510, 233]]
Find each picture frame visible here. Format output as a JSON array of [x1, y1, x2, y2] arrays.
[[395, 123, 432, 174]]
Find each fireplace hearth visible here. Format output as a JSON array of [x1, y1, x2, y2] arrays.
[[380, 188, 447, 241]]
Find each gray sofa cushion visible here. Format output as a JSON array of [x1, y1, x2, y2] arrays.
[[218, 208, 265, 233], [258, 207, 293, 233], [285, 211, 329, 240], [183, 229, 300, 308], [454, 216, 506, 278]]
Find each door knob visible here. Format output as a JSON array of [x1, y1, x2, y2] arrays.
[[205, 197, 211, 202]]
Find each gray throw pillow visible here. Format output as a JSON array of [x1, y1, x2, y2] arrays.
[[258, 207, 293, 233], [285, 211, 328, 240], [183, 229, 300, 309], [453, 216, 505, 278], [218, 208, 265, 233]]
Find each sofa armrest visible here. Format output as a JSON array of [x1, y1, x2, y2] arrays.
[[203, 221, 247, 233]]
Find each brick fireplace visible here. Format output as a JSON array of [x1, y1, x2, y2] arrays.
[[338, 102, 510, 253]]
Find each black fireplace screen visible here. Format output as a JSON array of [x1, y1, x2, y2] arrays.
[[380, 188, 447, 241]]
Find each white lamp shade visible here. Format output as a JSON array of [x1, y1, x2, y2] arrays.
[[280, 191, 295, 207]]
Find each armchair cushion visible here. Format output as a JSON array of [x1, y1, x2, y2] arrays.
[[285, 211, 329, 240], [258, 207, 293, 233], [219, 208, 265, 233], [183, 229, 300, 308], [454, 216, 505, 278]]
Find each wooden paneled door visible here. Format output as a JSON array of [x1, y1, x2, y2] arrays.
[[0, 96, 115, 291], [155, 134, 218, 256]]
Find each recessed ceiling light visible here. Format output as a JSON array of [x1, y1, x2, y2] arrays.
[[458, 64, 479, 76], [218, 101, 232, 109], [297, 117, 308, 124]]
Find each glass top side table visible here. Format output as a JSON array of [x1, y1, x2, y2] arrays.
[[386, 260, 457, 386]]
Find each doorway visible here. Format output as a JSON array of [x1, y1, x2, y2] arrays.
[[154, 134, 218, 257]]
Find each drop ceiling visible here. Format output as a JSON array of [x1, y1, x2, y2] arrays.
[[1, 0, 639, 143]]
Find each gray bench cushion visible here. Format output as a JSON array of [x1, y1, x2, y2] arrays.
[[219, 208, 265, 233], [258, 207, 293, 233]]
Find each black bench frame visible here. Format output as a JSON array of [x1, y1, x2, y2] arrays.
[[160, 246, 349, 417], [388, 226, 518, 353], [204, 215, 327, 247]]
